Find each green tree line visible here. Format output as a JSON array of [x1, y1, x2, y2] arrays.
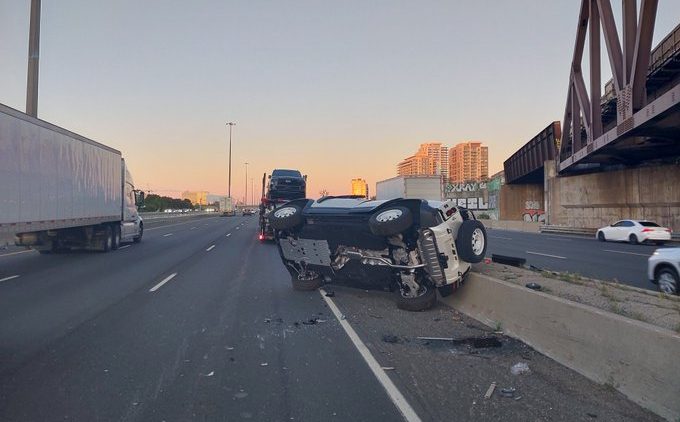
[[141, 194, 193, 212]]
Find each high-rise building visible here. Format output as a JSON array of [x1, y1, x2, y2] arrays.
[[448, 142, 488, 183], [181, 190, 209, 206], [351, 178, 369, 198], [397, 142, 448, 177]]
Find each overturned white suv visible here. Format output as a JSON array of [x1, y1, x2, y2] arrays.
[[270, 196, 488, 311]]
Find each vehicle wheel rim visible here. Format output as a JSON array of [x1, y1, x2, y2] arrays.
[[471, 228, 485, 255], [658, 273, 678, 294], [274, 207, 296, 218], [401, 284, 427, 299], [376, 209, 402, 222]]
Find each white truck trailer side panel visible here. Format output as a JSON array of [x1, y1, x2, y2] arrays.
[[0, 103, 122, 234], [376, 176, 442, 200]]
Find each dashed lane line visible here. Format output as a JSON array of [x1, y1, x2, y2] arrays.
[[0, 249, 35, 258], [149, 273, 178, 292], [604, 249, 650, 257], [206, 245, 216, 252], [163, 233, 173, 237], [0, 275, 20, 283], [526, 251, 567, 259], [226, 233, 231, 237], [320, 289, 422, 422]]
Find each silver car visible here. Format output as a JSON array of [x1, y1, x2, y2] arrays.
[[648, 248, 680, 294]]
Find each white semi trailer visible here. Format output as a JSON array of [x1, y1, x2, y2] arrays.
[[0, 103, 144, 253], [376, 176, 443, 201]]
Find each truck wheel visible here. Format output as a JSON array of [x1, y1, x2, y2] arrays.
[[133, 224, 143, 243], [112, 226, 121, 250], [270, 205, 304, 230], [456, 220, 487, 264], [291, 274, 323, 291], [369, 207, 413, 236], [102, 226, 113, 252], [396, 284, 436, 311]]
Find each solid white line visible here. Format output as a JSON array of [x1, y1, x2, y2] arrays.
[[489, 235, 512, 240], [163, 233, 173, 237], [226, 233, 231, 237], [118, 245, 131, 250], [149, 273, 177, 292], [526, 251, 567, 259], [545, 236, 571, 241], [604, 249, 650, 257], [0, 275, 20, 283], [0, 249, 36, 258], [319, 289, 422, 422], [145, 217, 220, 231], [206, 245, 216, 252]]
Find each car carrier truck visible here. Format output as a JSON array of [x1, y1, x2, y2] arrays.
[[0, 103, 145, 253]]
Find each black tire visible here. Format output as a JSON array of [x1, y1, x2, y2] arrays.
[[269, 205, 304, 231], [133, 223, 143, 243], [112, 226, 121, 250], [656, 267, 679, 295], [102, 226, 113, 253], [369, 206, 413, 236], [396, 284, 436, 311], [456, 220, 487, 264], [597, 231, 606, 242], [628, 234, 638, 245], [291, 274, 323, 291]]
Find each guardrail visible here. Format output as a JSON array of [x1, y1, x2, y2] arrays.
[[539, 225, 597, 236]]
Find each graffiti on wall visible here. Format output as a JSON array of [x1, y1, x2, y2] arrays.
[[523, 200, 545, 223], [451, 197, 489, 210], [445, 182, 487, 194]]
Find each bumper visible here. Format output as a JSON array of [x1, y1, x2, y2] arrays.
[[641, 232, 671, 242]]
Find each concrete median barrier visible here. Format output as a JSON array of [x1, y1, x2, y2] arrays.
[[481, 220, 541, 233], [441, 272, 680, 421]]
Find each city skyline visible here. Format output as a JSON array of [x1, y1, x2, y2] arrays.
[[2, 2, 680, 199], [398, 141, 488, 183]]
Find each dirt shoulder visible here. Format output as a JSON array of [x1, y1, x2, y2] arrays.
[[473, 262, 680, 333]]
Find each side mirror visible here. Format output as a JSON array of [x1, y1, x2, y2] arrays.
[[303, 175, 307, 181], [134, 190, 145, 207]]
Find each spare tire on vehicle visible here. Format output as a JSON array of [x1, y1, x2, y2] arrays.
[[455, 220, 487, 263], [269, 205, 304, 230], [369, 206, 413, 236]]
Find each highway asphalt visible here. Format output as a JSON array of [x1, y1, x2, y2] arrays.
[[485, 228, 675, 290], [0, 216, 661, 421]]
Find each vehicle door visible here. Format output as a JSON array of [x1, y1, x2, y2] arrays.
[[121, 180, 139, 239], [618, 220, 636, 241], [604, 221, 623, 240]]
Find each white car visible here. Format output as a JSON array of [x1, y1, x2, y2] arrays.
[[648, 248, 680, 294], [596, 220, 672, 245]]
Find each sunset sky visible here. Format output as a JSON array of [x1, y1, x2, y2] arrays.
[[2, 1, 679, 201]]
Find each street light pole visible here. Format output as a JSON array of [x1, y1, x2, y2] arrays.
[[26, 0, 41, 117], [226, 122, 236, 199], [244, 162, 249, 205], [251, 178, 254, 206]]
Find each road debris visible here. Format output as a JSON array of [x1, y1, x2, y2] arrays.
[[225, 346, 235, 351], [324, 290, 336, 297], [302, 317, 326, 325], [525, 282, 542, 291], [500, 387, 516, 398], [484, 382, 497, 399], [416, 336, 501, 349], [260, 362, 268, 367], [511, 362, 531, 375], [382, 334, 401, 344], [381, 366, 395, 371], [202, 371, 215, 377]]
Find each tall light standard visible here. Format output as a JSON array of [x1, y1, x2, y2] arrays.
[[251, 178, 254, 206], [226, 122, 236, 199], [244, 162, 249, 205], [26, 0, 41, 117]]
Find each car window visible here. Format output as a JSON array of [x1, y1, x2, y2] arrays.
[[622, 221, 635, 227], [272, 170, 302, 177], [611, 221, 623, 227], [639, 221, 660, 227]]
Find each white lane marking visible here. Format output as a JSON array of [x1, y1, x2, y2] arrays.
[[191, 227, 197, 230], [604, 249, 650, 257], [149, 273, 177, 292], [236, 227, 240, 230], [145, 217, 221, 232], [206, 245, 216, 252], [545, 236, 571, 241], [489, 235, 512, 240], [163, 233, 173, 237], [319, 289, 422, 422], [118, 245, 131, 250], [0, 249, 36, 258], [526, 251, 567, 259], [226, 233, 231, 237], [0, 275, 20, 283]]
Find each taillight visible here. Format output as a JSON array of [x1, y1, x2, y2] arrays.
[[258, 234, 264, 240], [641, 228, 653, 232], [666, 228, 672, 233]]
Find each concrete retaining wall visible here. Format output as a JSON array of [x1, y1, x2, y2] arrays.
[[442, 273, 680, 421], [499, 184, 544, 222], [547, 163, 680, 231], [481, 220, 541, 233]]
